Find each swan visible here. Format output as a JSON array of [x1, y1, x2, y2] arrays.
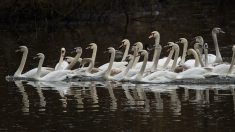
[[227, 45, 235, 76], [149, 31, 162, 72], [211, 27, 225, 63], [86, 43, 97, 65], [14, 46, 53, 78], [119, 39, 130, 62], [142, 42, 180, 83], [132, 42, 144, 68], [55, 48, 69, 70], [176, 49, 211, 79], [98, 45, 128, 70], [212, 45, 235, 76], [194, 36, 216, 65], [39, 47, 82, 81], [131, 50, 149, 82]]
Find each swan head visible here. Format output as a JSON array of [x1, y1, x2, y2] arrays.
[[86, 43, 97, 49], [64, 56, 74, 63], [133, 42, 143, 50], [119, 39, 130, 49], [74, 47, 82, 54], [176, 38, 187, 44], [33, 53, 45, 59], [104, 47, 115, 53], [194, 36, 204, 44], [15, 46, 28, 52], [125, 54, 134, 61], [212, 27, 225, 34], [232, 45, 235, 52], [187, 49, 195, 55], [61, 48, 66, 56], [149, 31, 160, 39], [80, 58, 92, 65], [137, 50, 148, 57]]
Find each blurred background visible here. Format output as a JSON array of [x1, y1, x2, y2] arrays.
[[0, 0, 235, 76]]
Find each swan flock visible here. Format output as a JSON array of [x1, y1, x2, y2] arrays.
[[8, 27, 235, 83]]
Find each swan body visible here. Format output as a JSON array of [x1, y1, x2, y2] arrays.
[[13, 46, 53, 78], [40, 47, 82, 81]]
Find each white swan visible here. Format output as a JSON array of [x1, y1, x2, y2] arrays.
[[143, 42, 180, 83], [194, 36, 216, 65], [149, 31, 162, 72], [98, 45, 127, 70], [86, 43, 97, 65], [14, 46, 53, 78], [55, 48, 69, 70], [211, 27, 225, 63], [40, 47, 82, 81], [119, 39, 130, 62], [176, 49, 211, 79]]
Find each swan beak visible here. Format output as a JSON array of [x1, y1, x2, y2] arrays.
[[175, 41, 180, 44], [15, 49, 20, 52], [104, 50, 108, 53], [119, 43, 124, 49], [220, 30, 225, 34], [33, 56, 39, 59], [85, 46, 91, 49], [148, 35, 153, 39], [166, 48, 172, 52]]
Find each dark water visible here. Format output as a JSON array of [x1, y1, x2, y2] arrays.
[[1, 0, 235, 131], [1, 81, 235, 131]]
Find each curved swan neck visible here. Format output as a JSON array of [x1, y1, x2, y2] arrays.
[[66, 50, 82, 70], [188, 49, 199, 67], [171, 44, 180, 71], [228, 52, 235, 75], [86, 60, 94, 73], [204, 48, 208, 67], [151, 45, 162, 71], [195, 49, 205, 67], [123, 56, 134, 76], [136, 51, 148, 81], [35, 55, 45, 79], [163, 49, 174, 68], [91, 45, 97, 65], [104, 49, 115, 78], [121, 42, 130, 62], [212, 31, 223, 63], [152, 35, 160, 61], [14, 48, 28, 76], [179, 40, 188, 65], [132, 42, 143, 68]]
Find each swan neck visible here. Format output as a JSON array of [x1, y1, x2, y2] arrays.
[[152, 36, 160, 61], [136, 52, 148, 81], [204, 49, 208, 67], [212, 32, 223, 63], [123, 57, 134, 76], [105, 50, 115, 77], [195, 49, 204, 67], [14, 49, 28, 76], [91, 46, 97, 66], [228, 52, 235, 74], [180, 41, 188, 65], [35, 56, 45, 79], [151, 45, 162, 71], [191, 49, 200, 67], [163, 49, 174, 68], [171, 46, 179, 71], [66, 51, 82, 70], [121, 43, 130, 62], [86, 60, 94, 73]]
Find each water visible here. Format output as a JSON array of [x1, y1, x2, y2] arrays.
[[1, 0, 235, 131], [0, 80, 235, 131]]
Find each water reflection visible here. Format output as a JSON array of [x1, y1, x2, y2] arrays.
[[7, 81, 235, 131], [14, 81, 29, 113]]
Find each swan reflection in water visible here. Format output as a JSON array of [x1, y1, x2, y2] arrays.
[[13, 81, 235, 114], [15, 81, 29, 113]]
